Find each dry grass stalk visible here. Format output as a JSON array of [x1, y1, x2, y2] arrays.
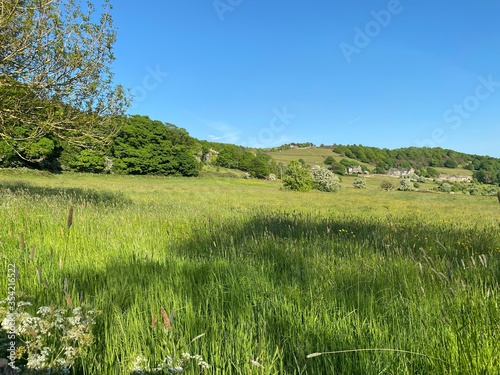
[[65, 292, 73, 308], [20, 232, 25, 251], [160, 306, 171, 331], [150, 314, 157, 330], [67, 206, 74, 228]]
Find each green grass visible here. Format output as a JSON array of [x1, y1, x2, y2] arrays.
[[0, 171, 499, 374], [267, 147, 368, 168], [266, 147, 474, 178]]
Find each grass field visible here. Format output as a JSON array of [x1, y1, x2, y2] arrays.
[[267, 147, 474, 177], [267, 147, 366, 168], [0, 169, 499, 374]]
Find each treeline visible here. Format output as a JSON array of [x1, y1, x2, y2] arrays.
[[199, 141, 277, 178], [0, 115, 280, 178], [0, 115, 201, 177], [333, 144, 500, 184], [268, 142, 315, 151]]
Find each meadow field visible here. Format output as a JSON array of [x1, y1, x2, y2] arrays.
[[0, 169, 499, 374]]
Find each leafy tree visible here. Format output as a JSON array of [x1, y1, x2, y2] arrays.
[[311, 167, 340, 192], [282, 161, 313, 191], [444, 159, 458, 168], [328, 160, 346, 176], [398, 179, 416, 191], [425, 167, 440, 178], [324, 156, 335, 165], [353, 178, 366, 189], [112, 116, 200, 176], [0, 0, 129, 160], [380, 180, 395, 191], [69, 150, 106, 173]]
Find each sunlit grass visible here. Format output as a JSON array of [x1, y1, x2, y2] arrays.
[[0, 172, 499, 374]]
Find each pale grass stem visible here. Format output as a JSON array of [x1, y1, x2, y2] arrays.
[[306, 348, 443, 362]]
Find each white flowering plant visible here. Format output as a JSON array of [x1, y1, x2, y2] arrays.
[[0, 299, 97, 374], [131, 352, 210, 374]]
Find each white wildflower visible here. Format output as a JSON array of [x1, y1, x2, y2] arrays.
[[37, 306, 51, 316]]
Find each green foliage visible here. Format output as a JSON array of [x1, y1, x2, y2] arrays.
[[353, 178, 366, 189], [424, 167, 440, 178], [311, 167, 340, 192], [0, 0, 130, 154], [328, 160, 346, 176], [333, 145, 500, 185], [282, 161, 313, 191], [207, 142, 273, 178], [69, 150, 106, 173], [324, 156, 335, 165], [398, 179, 416, 191], [438, 183, 453, 193], [444, 159, 458, 168], [380, 180, 395, 191], [112, 115, 200, 176]]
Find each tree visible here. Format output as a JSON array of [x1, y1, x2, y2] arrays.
[[282, 161, 313, 192], [444, 159, 458, 168], [112, 116, 200, 176], [353, 178, 366, 189], [380, 180, 394, 191], [324, 156, 335, 165], [0, 0, 129, 161], [311, 167, 340, 192]]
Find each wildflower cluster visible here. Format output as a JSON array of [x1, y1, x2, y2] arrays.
[[131, 352, 210, 374], [0, 299, 97, 374], [353, 178, 366, 189], [311, 167, 340, 192]]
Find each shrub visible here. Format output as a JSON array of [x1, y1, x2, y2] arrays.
[[380, 180, 394, 191], [311, 167, 340, 192], [353, 178, 366, 189], [438, 183, 453, 193], [282, 161, 313, 191], [398, 179, 416, 191]]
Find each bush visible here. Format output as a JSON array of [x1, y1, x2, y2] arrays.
[[398, 179, 416, 191], [311, 167, 340, 192], [438, 183, 453, 193], [380, 180, 394, 191], [353, 178, 366, 189], [282, 161, 313, 191]]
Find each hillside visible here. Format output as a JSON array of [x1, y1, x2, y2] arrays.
[[264, 144, 498, 183]]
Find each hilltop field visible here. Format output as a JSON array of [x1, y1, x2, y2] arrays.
[[0, 170, 499, 374], [267, 146, 474, 177]]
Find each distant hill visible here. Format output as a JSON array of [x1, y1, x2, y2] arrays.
[[264, 143, 500, 184]]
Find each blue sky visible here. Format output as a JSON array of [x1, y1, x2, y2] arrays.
[[109, 1, 500, 157]]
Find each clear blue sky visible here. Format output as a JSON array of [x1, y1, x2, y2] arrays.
[[109, 0, 500, 157]]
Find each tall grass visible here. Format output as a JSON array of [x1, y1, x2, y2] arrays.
[[0, 174, 499, 374]]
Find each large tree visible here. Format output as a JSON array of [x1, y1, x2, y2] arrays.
[[0, 0, 129, 161]]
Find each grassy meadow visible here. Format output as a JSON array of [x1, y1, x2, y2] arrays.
[[0, 169, 499, 374]]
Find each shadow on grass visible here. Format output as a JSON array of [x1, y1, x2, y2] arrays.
[[21, 212, 500, 374], [0, 180, 131, 206]]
